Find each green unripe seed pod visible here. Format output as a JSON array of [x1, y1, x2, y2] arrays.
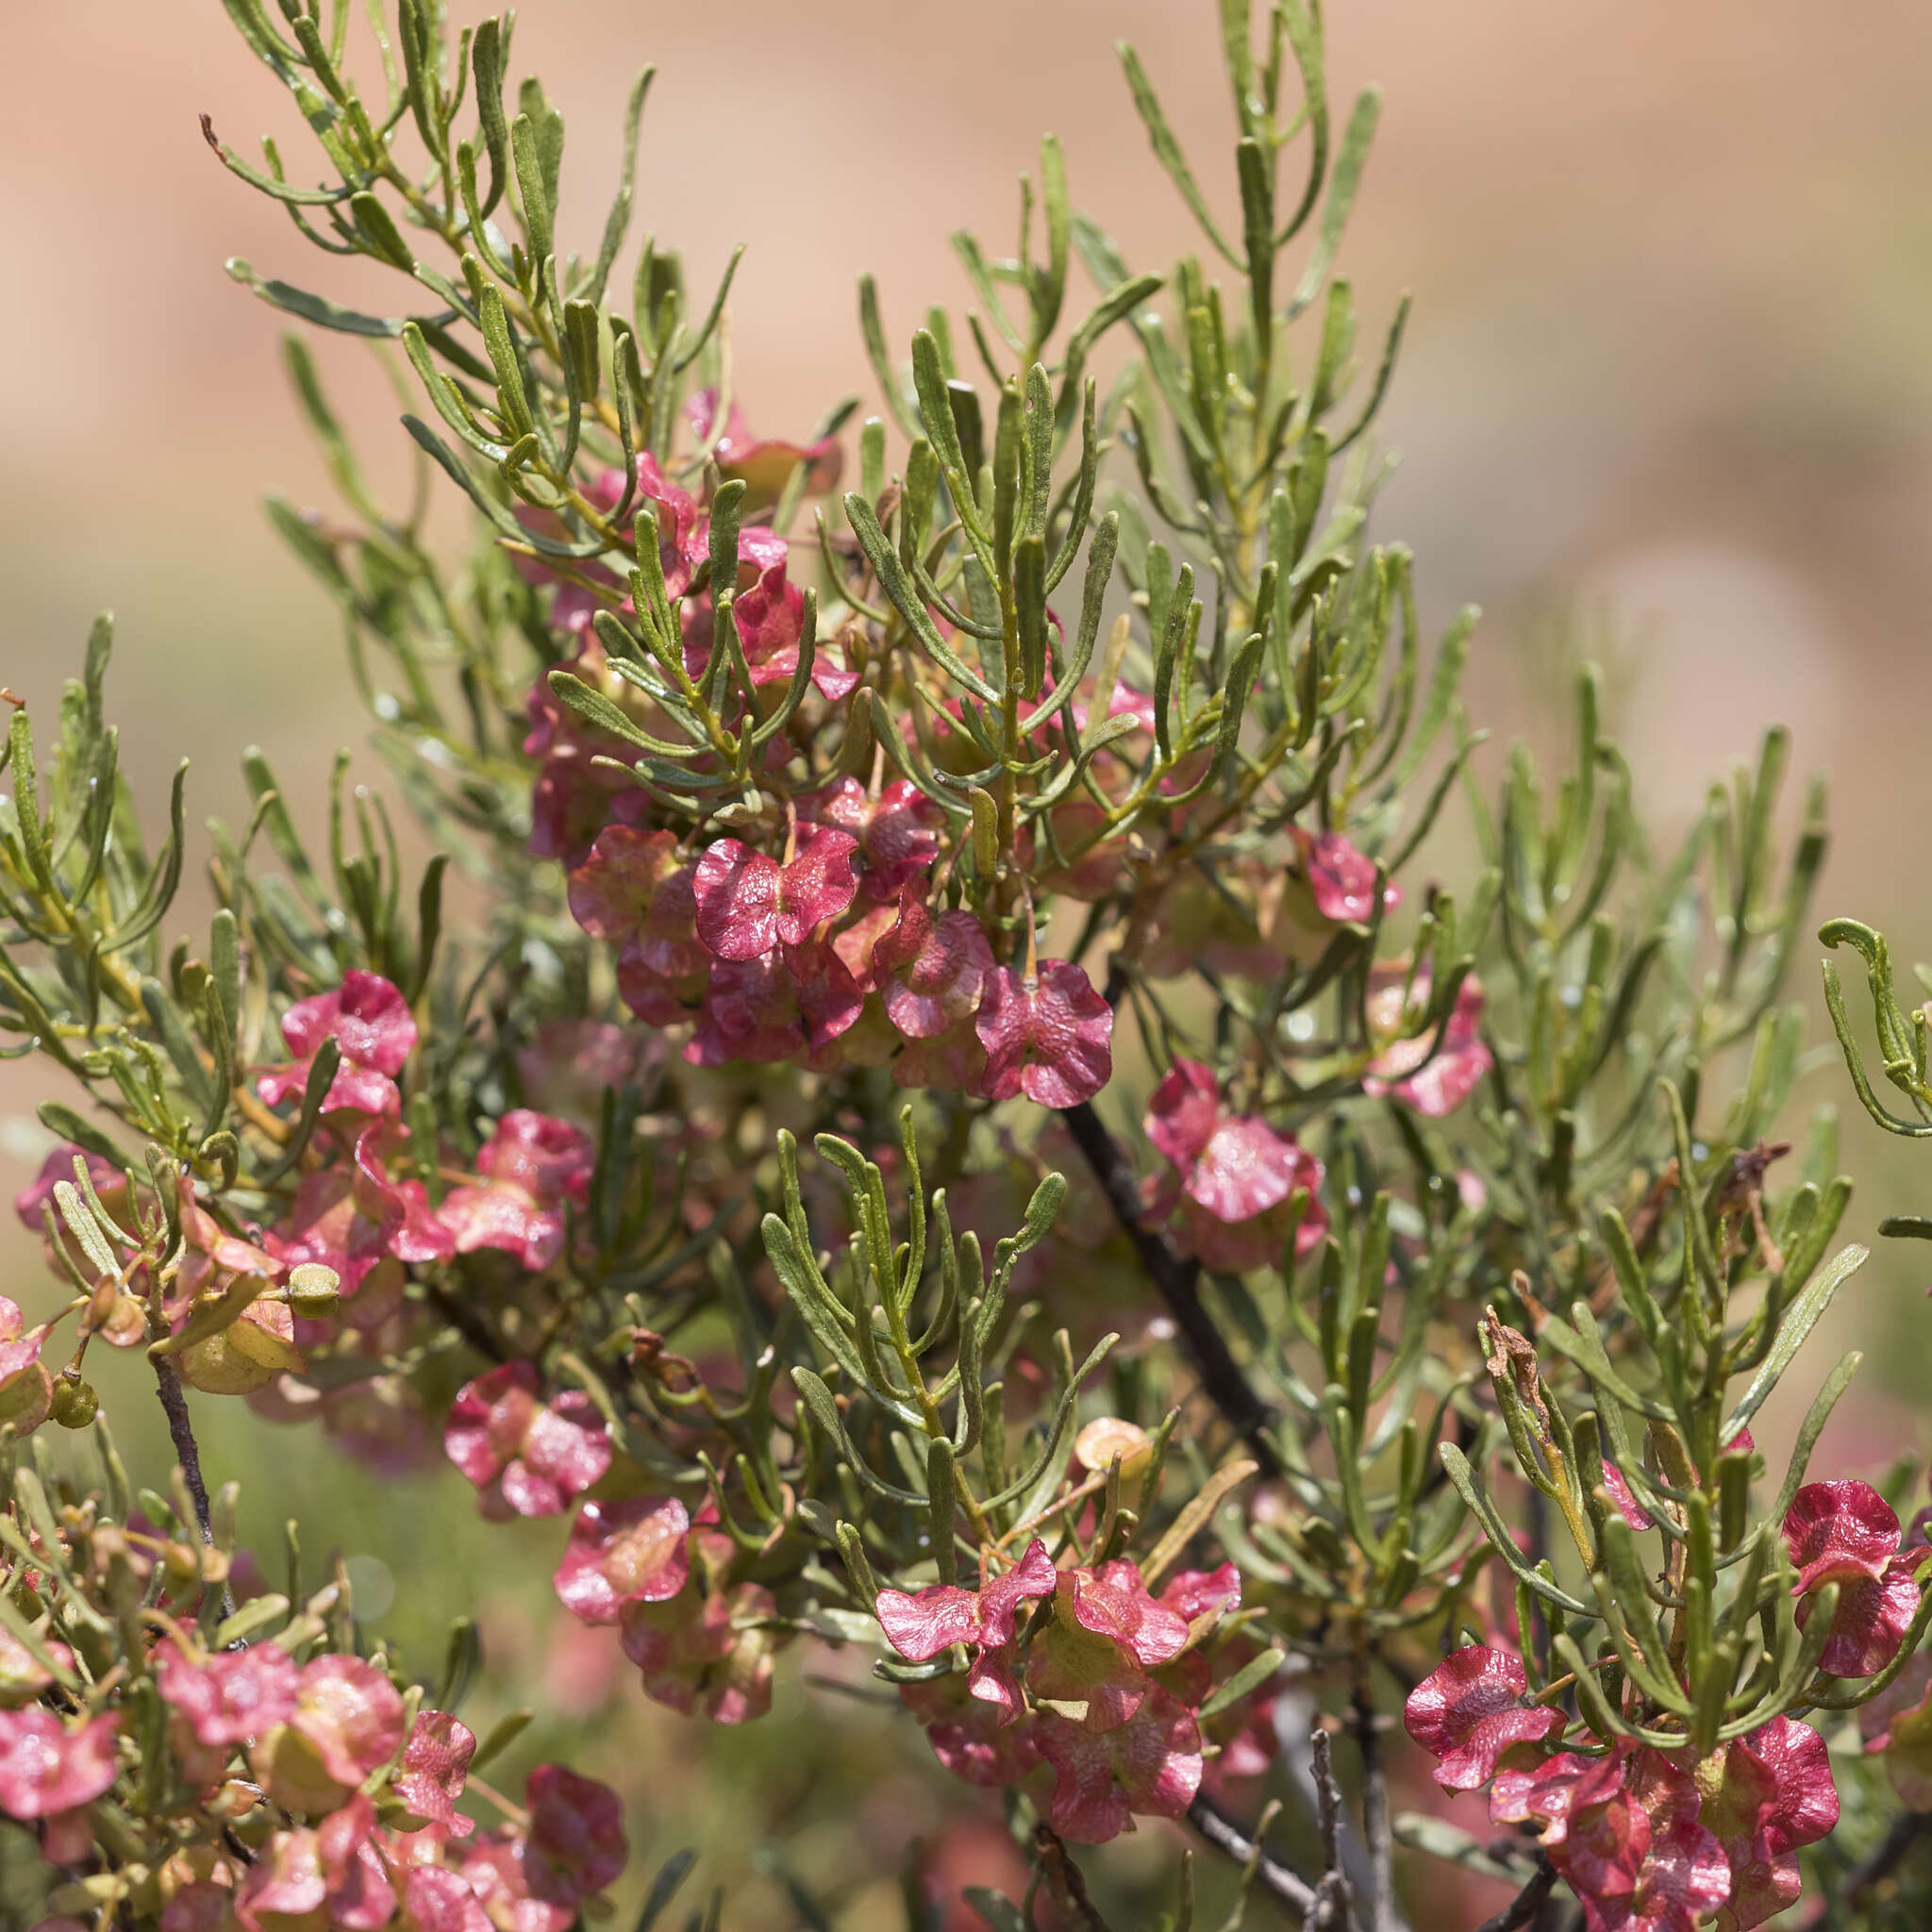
[[51, 1375, 100, 1429], [288, 1262, 342, 1319]]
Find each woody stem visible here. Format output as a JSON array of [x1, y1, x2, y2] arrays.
[[150, 1357, 215, 1546], [1186, 1792, 1318, 1919], [1058, 1099, 1283, 1480], [150, 1354, 235, 1622]]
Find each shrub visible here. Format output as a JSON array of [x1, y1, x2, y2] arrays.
[[1, 2, 1927, 1925]]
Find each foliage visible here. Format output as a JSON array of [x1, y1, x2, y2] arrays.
[[0, 0, 1927, 1926]]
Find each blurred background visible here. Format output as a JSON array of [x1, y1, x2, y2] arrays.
[[5, 1, 1932, 1924]]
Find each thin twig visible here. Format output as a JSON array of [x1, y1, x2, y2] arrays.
[[1471, 1858, 1558, 1932], [1058, 1099, 1283, 1476], [425, 1278, 508, 1364], [152, 1354, 237, 1622], [1281, 1690, 1376, 1907], [152, 1356, 216, 1544], [1031, 1824, 1113, 1932], [1847, 1806, 1932, 1898], [1352, 1687, 1394, 1932], [1802, 1808, 1931, 1927], [1187, 1791, 1318, 1920], [1310, 1726, 1357, 1930]]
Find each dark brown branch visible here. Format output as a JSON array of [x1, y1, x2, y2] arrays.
[[1309, 1726, 1356, 1929], [152, 1352, 239, 1623], [152, 1356, 217, 1544], [1353, 1689, 1396, 1932], [1058, 1099, 1282, 1477], [1801, 1807, 1931, 1927], [425, 1277, 508, 1364], [1188, 1791, 1318, 1921], [1471, 1858, 1558, 1932], [1848, 1807, 1932, 1898], [1031, 1824, 1114, 1932]]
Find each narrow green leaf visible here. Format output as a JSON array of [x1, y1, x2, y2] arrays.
[[1287, 89, 1381, 319], [586, 66, 655, 305], [227, 258, 441, 338], [1724, 1244, 1868, 1438], [511, 111, 555, 274], [636, 1850, 700, 1932], [1118, 43, 1241, 267], [844, 494, 997, 702]]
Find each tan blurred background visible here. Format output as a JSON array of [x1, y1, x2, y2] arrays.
[[4, 6, 1932, 1915], [8, 0, 1932, 823]]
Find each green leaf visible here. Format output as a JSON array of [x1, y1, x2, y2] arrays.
[[470, 17, 511, 217], [1724, 1243, 1868, 1439], [254, 1038, 341, 1186], [226, 259, 445, 339], [1274, 0, 1331, 243], [218, 0, 302, 85], [911, 331, 990, 549], [1537, 1303, 1666, 1421], [105, 759, 189, 950], [1034, 134, 1071, 342], [762, 1214, 871, 1396], [402, 417, 601, 556], [1118, 43, 1241, 267], [408, 854, 449, 1004], [1141, 1457, 1257, 1589], [673, 244, 745, 375], [952, 229, 1024, 357], [1439, 1441, 1592, 1616], [36, 1105, 136, 1171], [636, 1850, 700, 1932], [511, 111, 556, 273], [545, 673, 690, 759], [843, 493, 997, 702], [858, 275, 917, 435], [1237, 137, 1274, 337], [477, 283, 537, 441], [7, 710, 52, 893], [1391, 1814, 1524, 1886], [1765, 1350, 1861, 1531], [437, 1615, 482, 1713], [1014, 535, 1048, 700], [213, 1594, 291, 1649], [349, 192, 416, 272], [395, 0, 448, 162], [586, 66, 655, 305], [468, 1708, 532, 1773], [790, 1367, 925, 1504], [1333, 292, 1411, 453], [926, 1437, 958, 1585], [1198, 1644, 1284, 1721], [1287, 88, 1381, 319], [202, 116, 358, 206], [1059, 272, 1165, 416]]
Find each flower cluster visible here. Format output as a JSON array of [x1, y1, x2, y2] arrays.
[[256, 974, 593, 1293], [1142, 1058, 1330, 1272], [560, 756, 1118, 1100], [1406, 1644, 1838, 1931], [0, 1427, 630, 1929], [1783, 1480, 1927, 1678], [875, 1537, 1272, 1844], [443, 1370, 787, 1724], [1362, 962, 1495, 1117], [12, 973, 594, 1453]]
